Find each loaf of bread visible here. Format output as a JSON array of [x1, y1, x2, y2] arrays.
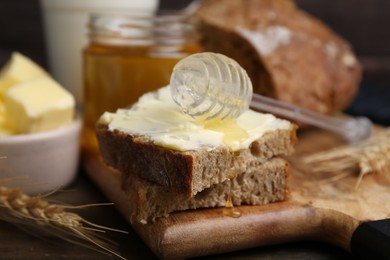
[[197, 0, 362, 115]]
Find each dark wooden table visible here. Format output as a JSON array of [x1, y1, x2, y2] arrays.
[[0, 165, 353, 260]]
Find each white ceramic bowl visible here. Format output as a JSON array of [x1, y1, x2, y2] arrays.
[[0, 117, 82, 195]]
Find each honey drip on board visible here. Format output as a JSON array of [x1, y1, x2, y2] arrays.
[[223, 196, 241, 218]]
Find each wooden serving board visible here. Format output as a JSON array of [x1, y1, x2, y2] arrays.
[[83, 129, 390, 259]]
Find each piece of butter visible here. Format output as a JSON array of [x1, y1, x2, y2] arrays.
[[4, 77, 75, 133], [0, 103, 14, 135], [101, 86, 291, 151], [0, 52, 49, 100]]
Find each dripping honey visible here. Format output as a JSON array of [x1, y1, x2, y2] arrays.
[[223, 196, 241, 218], [203, 118, 248, 148]]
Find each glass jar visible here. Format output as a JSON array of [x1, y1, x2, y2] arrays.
[[82, 13, 200, 153]]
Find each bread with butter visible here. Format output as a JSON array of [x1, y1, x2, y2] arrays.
[[95, 86, 297, 223], [96, 86, 296, 198], [96, 123, 296, 197]]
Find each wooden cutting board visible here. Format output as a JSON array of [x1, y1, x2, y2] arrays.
[[83, 128, 390, 259]]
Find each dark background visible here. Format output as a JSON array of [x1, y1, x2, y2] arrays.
[[1, 0, 389, 84], [0, 0, 389, 124]]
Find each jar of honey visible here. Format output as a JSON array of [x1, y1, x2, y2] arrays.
[[82, 13, 200, 153]]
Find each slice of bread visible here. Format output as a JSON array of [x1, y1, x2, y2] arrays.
[[123, 157, 289, 224], [96, 123, 297, 197]]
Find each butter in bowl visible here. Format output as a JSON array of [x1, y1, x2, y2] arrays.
[[0, 52, 81, 195]]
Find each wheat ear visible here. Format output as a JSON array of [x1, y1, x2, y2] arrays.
[[302, 128, 390, 189], [0, 186, 127, 259]]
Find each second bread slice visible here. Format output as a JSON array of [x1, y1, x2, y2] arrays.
[[123, 157, 289, 224]]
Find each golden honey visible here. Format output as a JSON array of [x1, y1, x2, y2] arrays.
[[82, 13, 199, 153], [223, 196, 241, 218], [203, 118, 249, 148]]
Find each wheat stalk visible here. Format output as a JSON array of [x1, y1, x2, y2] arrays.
[[0, 185, 127, 259], [302, 128, 390, 189]]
